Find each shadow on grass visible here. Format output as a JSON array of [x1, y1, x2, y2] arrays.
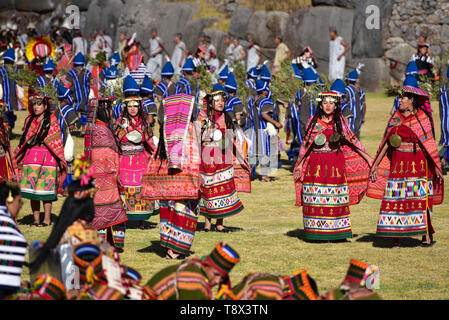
[[356, 233, 423, 248], [196, 222, 244, 233], [137, 240, 196, 258], [126, 220, 158, 230], [285, 229, 353, 243], [17, 212, 59, 225]]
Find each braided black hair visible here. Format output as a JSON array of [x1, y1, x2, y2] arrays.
[[304, 99, 345, 147], [27, 179, 95, 272], [19, 97, 52, 147]]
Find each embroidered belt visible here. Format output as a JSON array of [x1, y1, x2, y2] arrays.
[[397, 142, 421, 153], [122, 144, 144, 155]]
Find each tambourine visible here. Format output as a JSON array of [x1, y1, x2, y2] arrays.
[[314, 133, 326, 146], [329, 133, 341, 143], [212, 129, 223, 142], [126, 130, 143, 144], [389, 133, 402, 148]]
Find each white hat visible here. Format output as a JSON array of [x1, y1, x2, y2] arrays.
[[27, 22, 36, 30], [11, 23, 18, 31]]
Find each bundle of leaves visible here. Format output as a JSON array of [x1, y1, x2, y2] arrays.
[[37, 82, 58, 104], [9, 66, 38, 87], [88, 52, 107, 68], [195, 65, 213, 92]]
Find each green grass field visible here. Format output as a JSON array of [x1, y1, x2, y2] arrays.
[[12, 92, 449, 300]]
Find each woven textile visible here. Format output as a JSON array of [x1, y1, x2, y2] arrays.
[[204, 241, 240, 275], [282, 270, 318, 300], [14, 114, 67, 194], [294, 115, 370, 207], [159, 200, 198, 255], [89, 121, 127, 230], [141, 121, 200, 200], [163, 93, 195, 169], [146, 260, 213, 300], [217, 273, 283, 300], [367, 109, 443, 205], [19, 146, 58, 200], [32, 274, 66, 300], [98, 224, 126, 248], [374, 122, 435, 237]]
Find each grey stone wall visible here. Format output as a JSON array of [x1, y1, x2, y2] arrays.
[[1, 0, 447, 91]]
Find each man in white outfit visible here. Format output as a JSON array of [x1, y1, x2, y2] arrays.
[[232, 38, 246, 68], [171, 33, 187, 77], [328, 26, 350, 83], [99, 29, 113, 60], [147, 28, 164, 81], [246, 35, 262, 72]]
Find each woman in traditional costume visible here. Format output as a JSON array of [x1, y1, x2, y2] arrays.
[[114, 76, 158, 229], [293, 91, 372, 241], [85, 98, 128, 249], [0, 101, 18, 182], [368, 80, 444, 247], [198, 84, 250, 232], [14, 90, 67, 227]]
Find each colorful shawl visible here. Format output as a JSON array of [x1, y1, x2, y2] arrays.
[[0, 119, 19, 181], [293, 114, 371, 206], [14, 113, 67, 194], [367, 109, 444, 204], [162, 93, 195, 169], [126, 47, 143, 71], [90, 120, 127, 229]]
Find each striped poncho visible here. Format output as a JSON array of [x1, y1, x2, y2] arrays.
[[0, 205, 27, 294]]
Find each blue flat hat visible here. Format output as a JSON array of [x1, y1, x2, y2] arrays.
[[109, 52, 120, 67], [43, 59, 55, 71], [58, 84, 71, 99], [260, 64, 271, 81], [73, 52, 86, 65], [104, 66, 118, 79], [247, 67, 259, 79], [141, 75, 154, 94], [123, 75, 140, 94], [182, 58, 195, 72], [161, 61, 174, 76], [219, 65, 229, 80], [405, 61, 418, 76], [330, 79, 346, 96], [224, 72, 238, 92], [3, 48, 15, 62], [346, 69, 359, 82], [255, 79, 269, 93], [212, 83, 227, 93], [302, 67, 317, 83]]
